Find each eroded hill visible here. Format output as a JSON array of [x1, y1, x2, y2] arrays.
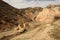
[[0, 0, 60, 40]]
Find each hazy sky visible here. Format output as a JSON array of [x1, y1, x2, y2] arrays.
[[3, 0, 60, 9]]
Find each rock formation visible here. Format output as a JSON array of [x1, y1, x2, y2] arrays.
[[35, 5, 60, 24]]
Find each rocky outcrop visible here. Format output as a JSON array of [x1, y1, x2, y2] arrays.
[[35, 5, 60, 24]]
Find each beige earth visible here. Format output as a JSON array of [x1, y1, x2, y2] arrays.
[[0, 1, 60, 40], [35, 5, 60, 24], [0, 20, 60, 40]]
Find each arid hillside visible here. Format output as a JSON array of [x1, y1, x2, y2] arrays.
[[0, 0, 42, 32], [0, 0, 60, 40]]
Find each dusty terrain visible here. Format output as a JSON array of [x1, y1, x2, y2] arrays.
[[0, 0, 60, 40]]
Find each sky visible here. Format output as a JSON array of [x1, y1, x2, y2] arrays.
[[3, 0, 60, 9]]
